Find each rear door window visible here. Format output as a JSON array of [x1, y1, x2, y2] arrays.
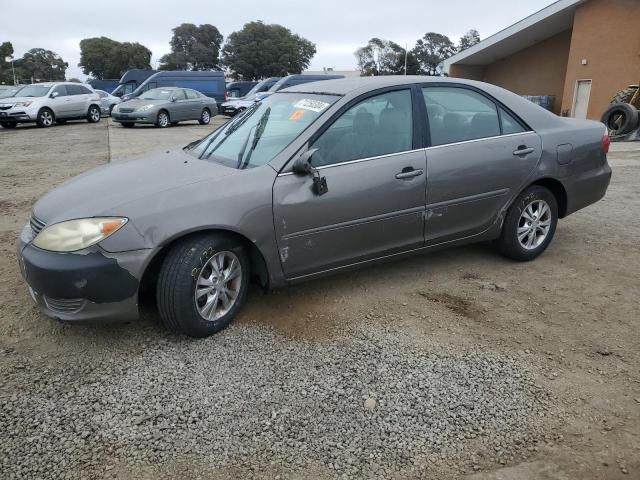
[[66, 84, 85, 96], [500, 107, 526, 135], [422, 87, 500, 146]]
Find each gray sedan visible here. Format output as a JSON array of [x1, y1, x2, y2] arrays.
[[17, 77, 611, 337], [111, 87, 217, 128]]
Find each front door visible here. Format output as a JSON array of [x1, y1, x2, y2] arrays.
[[273, 88, 427, 279], [420, 86, 541, 244], [170, 89, 188, 120], [49, 85, 74, 118], [572, 80, 592, 119]]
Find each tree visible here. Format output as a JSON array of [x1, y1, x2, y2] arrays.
[[355, 38, 418, 76], [16, 48, 67, 81], [79, 37, 151, 79], [412, 33, 456, 76], [458, 29, 480, 52], [159, 23, 223, 71], [222, 21, 316, 80], [0, 41, 16, 84]]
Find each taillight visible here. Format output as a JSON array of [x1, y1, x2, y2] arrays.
[[224, 91, 228, 101], [602, 129, 610, 154]]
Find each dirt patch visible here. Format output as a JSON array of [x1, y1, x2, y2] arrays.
[[418, 291, 483, 320]]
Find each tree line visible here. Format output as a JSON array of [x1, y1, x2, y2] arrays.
[[0, 24, 479, 85]]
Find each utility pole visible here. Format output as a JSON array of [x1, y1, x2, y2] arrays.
[[404, 44, 408, 75], [5, 55, 17, 85]]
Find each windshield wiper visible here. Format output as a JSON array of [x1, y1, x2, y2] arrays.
[[238, 107, 270, 169], [199, 103, 260, 160]]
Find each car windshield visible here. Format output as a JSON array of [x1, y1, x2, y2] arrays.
[[188, 92, 338, 169], [140, 89, 173, 100], [0, 88, 19, 98], [14, 85, 51, 97]]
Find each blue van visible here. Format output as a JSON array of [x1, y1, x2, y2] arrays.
[[256, 74, 345, 101], [124, 71, 226, 104], [111, 69, 156, 98]]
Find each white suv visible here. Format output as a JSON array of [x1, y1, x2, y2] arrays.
[[0, 82, 102, 128]]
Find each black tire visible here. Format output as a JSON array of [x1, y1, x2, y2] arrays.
[[601, 103, 639, 136], [157, 233, 250, 338], [498, 186, 558, 262], [155, 110, 170, 128], [120, 122, 135, 128], [0, 121, 17, 128], [610, 86, 638, 105], [36, 108, 55, 128], [199, 108, 211, 125], [87, 105, 101, 123]]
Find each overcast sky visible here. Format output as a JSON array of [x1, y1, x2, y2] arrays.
[[4, 0, 555, 79]]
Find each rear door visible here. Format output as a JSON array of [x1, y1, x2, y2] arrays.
[[420, 85, 541, 244], [272, 87, 427, 279], [184, 89, 202, 118]]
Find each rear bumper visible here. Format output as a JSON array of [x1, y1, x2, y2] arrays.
[[564, 163, 612, 216], [16, 227, 149, 323]]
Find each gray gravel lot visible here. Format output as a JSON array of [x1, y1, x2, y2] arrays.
[[0, 118, 638, 479]]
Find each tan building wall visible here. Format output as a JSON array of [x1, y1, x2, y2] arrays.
[[483, 30, 573, 115], [449, 0, 640, 120], [560, 0, 640, 119]]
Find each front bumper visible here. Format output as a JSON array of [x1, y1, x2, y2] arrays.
[[111, 111, 155, 124], [0, 106, 37, 123], [16, 224, 150, 323]]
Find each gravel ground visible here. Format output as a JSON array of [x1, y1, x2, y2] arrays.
[[0, 325, 555, 479], [0, 121, 638, 479]]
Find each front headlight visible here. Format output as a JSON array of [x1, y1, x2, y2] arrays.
[[138, 104, 154, 111], [14, 101, 33, 107], [32, 217, 128, 252]]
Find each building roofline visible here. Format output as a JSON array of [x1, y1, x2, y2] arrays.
[[444, 0, 586, 71]]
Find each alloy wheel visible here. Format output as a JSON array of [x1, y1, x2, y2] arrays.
[[158, 112, 169, 127], [202, 110, 210, 123], [41, 111, 53, 127], [90, 107, 100, 122], [194, 251, 243, 321], [517, 200, 552, 250]]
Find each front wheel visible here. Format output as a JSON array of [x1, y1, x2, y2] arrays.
[[498, 186, 558, 261], [157, 234, 250, 338], [155, 110, 170, 128], [36, 108, 54, 128], [199, 108, 211, 125], [87, 105, 101, 123]]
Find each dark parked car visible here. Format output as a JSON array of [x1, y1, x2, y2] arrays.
[[256, 74, 345, 101], [225, 81, 258, 99], [111, 87, 217, 128], [111, 69, 156, 98], [123, 71, 226, 104], [220, 77, 281, 116], [18, 77, 611, 337]]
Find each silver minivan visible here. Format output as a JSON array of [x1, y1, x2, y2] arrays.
[[0, 82, 102, 128]]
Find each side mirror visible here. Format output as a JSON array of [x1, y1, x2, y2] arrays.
[[50, 91, 59, 99], [291, 148, 317, 174]]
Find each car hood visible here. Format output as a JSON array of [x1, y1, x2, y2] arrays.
[[0, 95, 42, 105], [33, 148, 238, 224]]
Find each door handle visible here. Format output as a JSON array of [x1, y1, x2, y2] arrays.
[[513, 146, 535, 156], [395, 168, 424, 180]]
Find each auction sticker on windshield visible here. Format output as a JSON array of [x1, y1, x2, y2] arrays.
[[293, 99, 330, 113]]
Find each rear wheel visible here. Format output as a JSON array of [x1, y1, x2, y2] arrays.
[[36, 108, 54, 128], [155, 110, 170, 128], [199, 108, 211, 125], [0, 121, 17, 128], [157, 233, 250, 338], [87, 105, 101, 123], [498, 186, 558, 261]]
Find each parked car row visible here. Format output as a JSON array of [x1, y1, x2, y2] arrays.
[[220, 75, 345, 117]]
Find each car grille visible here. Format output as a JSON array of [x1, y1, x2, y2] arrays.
[[30, 216, 46, 236], [119, 108, 135, 113], [43, 296, 86, 314]]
